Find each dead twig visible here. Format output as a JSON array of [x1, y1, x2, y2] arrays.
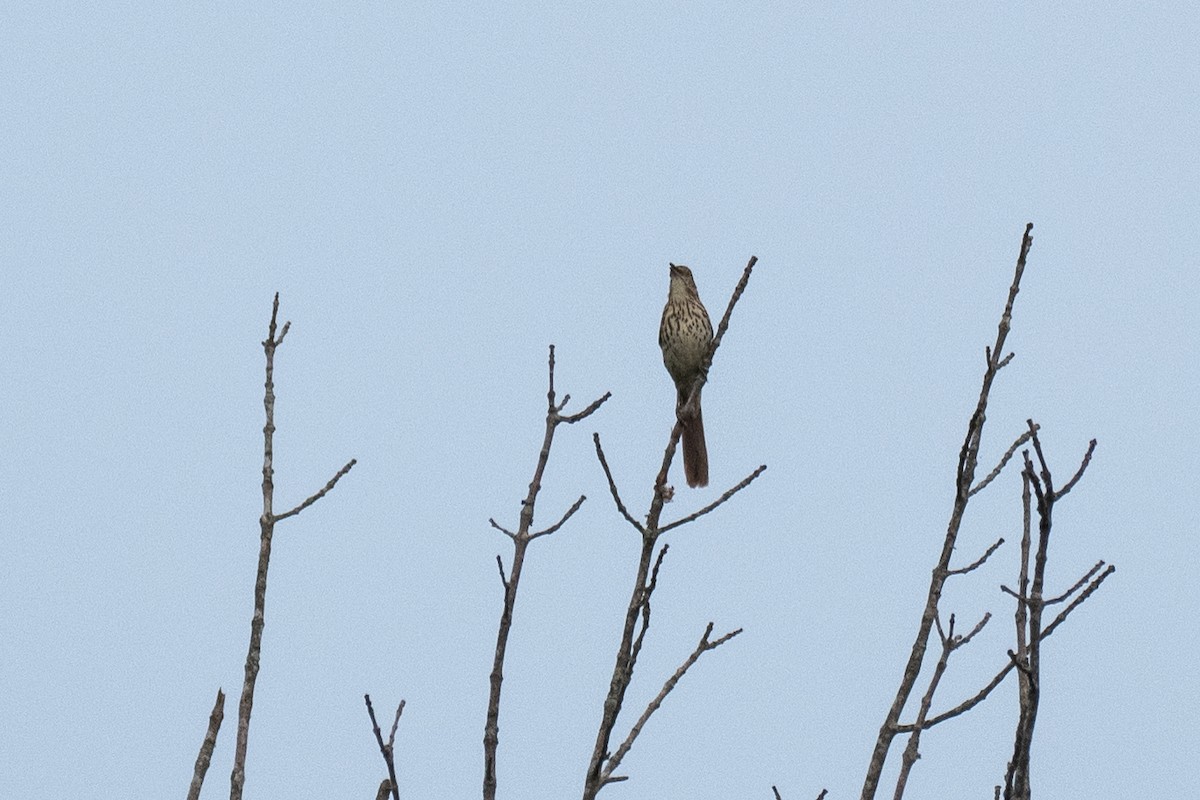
[[601, 623, 744, 786], [186, 688, 224, 800], [483, 345, 608, 800], [1004, 428, 1101, 800], [895, 562, 1114, 733], [970, 427, 1037, 497], [230, 294, 356, 800], [274, 458, 357, 522], [530, 494, 587, 539], [594, 433, 645, 533], [1045, 560, 1106, 605], [365, 694, 404, 800], [659, 464, 768, 533], [892, 612, 991, 799], [862, 224, 1034, 800], [628, 544, 670, 671], [947, 537, 1005, 576]]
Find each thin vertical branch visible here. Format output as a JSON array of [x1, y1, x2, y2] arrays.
[[582, 531, 659, 799], [1015, 468, 1033, 657], [892, 617, 953, 800], [1003, 428, 1096, 800], [229, 294, 356, 800], [1005, 452, 1041, 800], [483, 345, 608, 800], [861, 224, 1034, 800], [187, 688, 225, 800]]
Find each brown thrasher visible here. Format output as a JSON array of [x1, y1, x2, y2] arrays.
[[659, 263, 714, 488]]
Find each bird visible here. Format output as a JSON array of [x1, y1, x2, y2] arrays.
[[659, 263, 714, 488]]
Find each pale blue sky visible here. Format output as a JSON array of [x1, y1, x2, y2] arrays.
[[2, 3, 1197, 798]]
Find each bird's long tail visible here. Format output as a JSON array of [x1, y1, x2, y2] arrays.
[[678, 389, 709, 488]]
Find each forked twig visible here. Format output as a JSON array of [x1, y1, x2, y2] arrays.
[[898, 563, 1114, 733], [893, 612, 991, 799], [229, 294, 356, 800], [628, 544, 671, 669], [484, 345, 608, 800], [659, 464, 768, 533], [862, 225, 1034, 800], [601, 623, 744, 785], [365, 694, 404, 800]]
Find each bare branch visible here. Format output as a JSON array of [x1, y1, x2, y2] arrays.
[[274, 458, 358, 522], [957, 612, 992, 649], [562, 392, 613, 423], [629, 544, 670, 669], [905, 565, 1114, 732], [387, 703, 403, 749], [1056, 439, 1098, 500], [375, 780, 393, 800], [893, 611, 989, 798], [529, 494, 587, 540], [365, 694, 404, 800], [593, 433, 645, 533], [675, 256, 758, 423], [948, 537, 1005, 576], [1006, 649, 1034, 680], [659, 465, 768, 534], [970, 427, 1037, 497], [1015, 466, 1033, 657], [186, 688, 224, 800], [602, 623, 743, 784], [1007, 427, 1102, 798], [266, 293, 290, 347], [710, 256, 758, 358], [485, 347, 605, 800], [495, 555, 509, 590], [547, 343, 612, 421], [901, 661, 1015, 733], [1045, 560, 1105, 606], [1023, 452, 1047, 511], [862, 224, 1034, 800], [232, 295, 354, 800], [584, 534, 657, 798], [934, 611, 950, 645], [1026, 420, 1053, 497], [653, 419, 687, 501], [489, 518, 516, 539], [1039, 564, 1115, 639], [547, 344, 559, 408]]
